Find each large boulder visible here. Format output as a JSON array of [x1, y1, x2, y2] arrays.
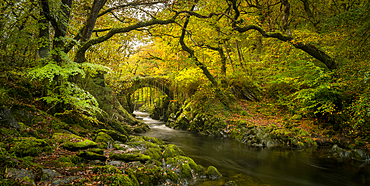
[[96, 129, 128, 142], [52, 133, 97, 151], [94, 131, 114, 149]]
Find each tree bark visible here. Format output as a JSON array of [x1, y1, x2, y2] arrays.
[[179, 1, 218, 87]]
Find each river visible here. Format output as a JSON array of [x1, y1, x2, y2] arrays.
[[133, 111, 369, 186]]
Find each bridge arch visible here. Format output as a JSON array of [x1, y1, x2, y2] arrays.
[[119, 76, 174, 114]]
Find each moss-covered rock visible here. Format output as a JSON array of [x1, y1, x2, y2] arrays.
[[92, 165, 122, 174], [132, 123, 150, 133], [163, 144, 185, 158], [134, 165, 163, 185], [96, 129, 128, 142], [104, 174, 136, 185], [179, 163, 192, 179], [109, 150, 151, 162], [145, 147, 162, 160], [78, 150, 107, 161], [206, 166, 222, 180], [52, 133, 97, 151], [94, 131, 114, 149], [142, 136, 165, 146], [164, 169, 179, 183], [8, 137, 47, 157], [89, 148, 104, 155]]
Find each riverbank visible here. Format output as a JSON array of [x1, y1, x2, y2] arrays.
[[160, 94, 370, 160], [0, 103, 224, 185]]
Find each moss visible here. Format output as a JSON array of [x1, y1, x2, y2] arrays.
[[94, 132, 114, 149], [52, 133, 97, 151], [133, 123, 150, 133], [109, 151, 151, 162], [8, 137, 47, 157], [105, 174, 136, 185], [163, 144, 185, 158], [179, 163, 192, 179], [89, 148, 104, 155], [164, 169, 178, 182], [134, 165, 162, 186], [96, 129, 128, 142], [145, 148, 162, 160], [92, 165, 122, 174], [0, 128, 20, 137], [78, 150, 107, 161], [128, 140, 161, 150], [206, 166, 222, 180], [142, 136, 165, 145], [109, 119, 132, 135]]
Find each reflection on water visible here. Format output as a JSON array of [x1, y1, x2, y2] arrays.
[[133, 111, 369, 186]]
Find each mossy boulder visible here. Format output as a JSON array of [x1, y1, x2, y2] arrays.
[[164, 169, 179, 182], [206, 166, 222, 180], [92, 165, 122, 174], [109, 150, 151, 162], [144, 147, 162, 160], [94, 131, 114, 149], [179, 163, 192, 179], [96, 129, 128, 142], [142, 136, 165, 145], [163, 144, 185, 158], [8, 137, 47, 157], [132, 123, 150, 133], [134, 165, 163, 185], [89, 148, 104, 155], [78, 150, 107, 161], [104, 174, 136, 185], [52, 133, 97, 151]]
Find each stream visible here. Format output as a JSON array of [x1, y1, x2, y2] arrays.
[[133, 111, 369, 186]]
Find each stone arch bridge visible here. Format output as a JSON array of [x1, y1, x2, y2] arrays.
[[118, 76, 174, 114]]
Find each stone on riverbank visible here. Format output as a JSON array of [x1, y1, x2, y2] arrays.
[[206, 166, 222, 180], [52, 133, 97, 151]]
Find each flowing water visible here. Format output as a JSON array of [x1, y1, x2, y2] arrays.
[[133, 111, 369, 186]]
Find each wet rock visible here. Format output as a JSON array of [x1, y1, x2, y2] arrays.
[[0, 108, 21, 130], [349, 149, 369, 161], [330, 144, 350, 161], [6, 168, 35, 185], [8, 137, 47, 157], [109, 150, 151, 162], [52, 133, 97, 151], [78, 150, 107, 161], [206, 166, 222, 180]]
